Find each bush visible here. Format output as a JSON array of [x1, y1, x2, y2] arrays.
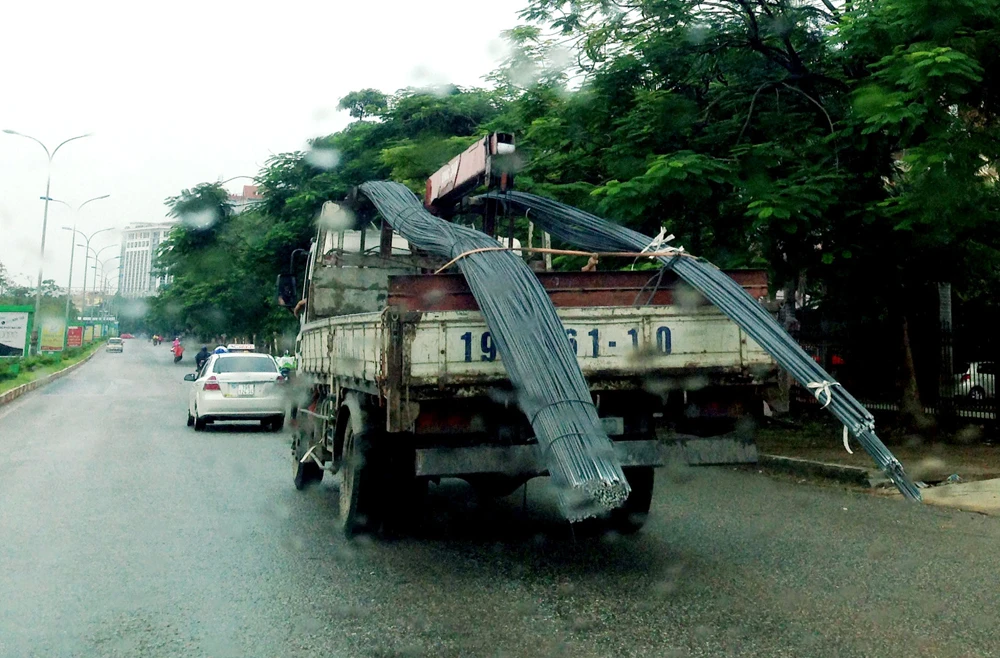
[[0, 358, 19, 381]]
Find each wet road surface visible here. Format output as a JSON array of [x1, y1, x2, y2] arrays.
[[1, 341, 999, 657]]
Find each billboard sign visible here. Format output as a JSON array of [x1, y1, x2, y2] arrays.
[[40, 316, 67, 352], [84, 325, 94, 343], [0, 307, 31, 357], [67, 326, 84, 348]]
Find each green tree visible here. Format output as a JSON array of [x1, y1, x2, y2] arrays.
[[337, 88, 389, 120]]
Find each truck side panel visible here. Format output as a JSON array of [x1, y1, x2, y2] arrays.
[[299, 312, 386, 385]]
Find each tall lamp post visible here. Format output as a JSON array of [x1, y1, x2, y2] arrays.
[[78, 244, 118, 321], [88, 247, 119, 320], [96, 258, 120, 317], [66, 228, 115, 324], [49, 195, 110, 347], [3, 129, 92, 354]]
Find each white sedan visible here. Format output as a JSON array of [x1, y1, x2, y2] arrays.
[[185, 353, 286, 431]]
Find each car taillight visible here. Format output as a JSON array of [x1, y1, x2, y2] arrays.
[[961, 374, 970, 382], [276, 375, 288, 385], [204, 376, 221, 391]]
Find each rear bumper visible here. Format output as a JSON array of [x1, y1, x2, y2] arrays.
[[413, 435, 757, 478], [197, 394, 284, 419]]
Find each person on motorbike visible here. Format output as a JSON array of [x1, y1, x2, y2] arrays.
[[195, 346, 210, 371]]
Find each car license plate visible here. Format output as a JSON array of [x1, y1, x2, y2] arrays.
[[236, 384, 255, 397]]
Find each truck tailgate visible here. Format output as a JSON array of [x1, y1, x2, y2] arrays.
[[407, 306, 771, 388]]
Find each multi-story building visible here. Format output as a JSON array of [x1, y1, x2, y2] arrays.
[[118, 222, 175, 298], [228, 184, 262, 214]]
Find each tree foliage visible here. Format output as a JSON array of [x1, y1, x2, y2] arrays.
[[150, 0, 1000, 374]]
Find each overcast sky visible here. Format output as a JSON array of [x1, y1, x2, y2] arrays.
[[0, 0, 525, 289]]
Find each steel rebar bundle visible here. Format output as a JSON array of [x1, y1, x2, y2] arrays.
[[358, 182, 630, 520], [486, 190, 921, 502]]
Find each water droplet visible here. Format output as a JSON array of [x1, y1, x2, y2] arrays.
[[305, 147, 341, 171]]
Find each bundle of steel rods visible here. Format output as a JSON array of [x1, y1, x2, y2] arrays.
[[486, 190, 921, 502], [358, 182, 630, 520]]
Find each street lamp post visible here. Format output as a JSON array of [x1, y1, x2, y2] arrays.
[[97, 258, 120, 316], [67, 229, 115, 325], [87, 247, 118, 320], [50, 195, 110, 347], [3, 129, 93, 354]]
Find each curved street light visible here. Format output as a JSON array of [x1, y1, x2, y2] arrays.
[[49, 195, 110, 344], [94, 256, 120, 317], [65, 226, 115, 324], [78, 243, 118, 319], [3, 129, 93, 353]]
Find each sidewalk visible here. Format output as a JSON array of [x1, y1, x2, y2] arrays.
[[756, 420, 1000, 483], [756, 419, 1000, 515]]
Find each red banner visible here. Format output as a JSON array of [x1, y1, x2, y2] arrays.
[[67, 326, 83, 348]]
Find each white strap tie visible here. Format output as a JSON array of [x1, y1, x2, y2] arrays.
[[806, 380, 840, 408], [640, 228, 683, 258], [842, 425, 853, 454]]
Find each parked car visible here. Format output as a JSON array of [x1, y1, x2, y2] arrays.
[[184, 353, 286, 431], [106, 338, 123, 353], [955, 361, 995, 400]]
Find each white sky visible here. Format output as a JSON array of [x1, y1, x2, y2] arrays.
[[0, 0, 525, 289]]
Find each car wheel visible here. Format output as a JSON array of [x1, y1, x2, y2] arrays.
[[194, 407, 207, 432], [271, 415, 285, 432]]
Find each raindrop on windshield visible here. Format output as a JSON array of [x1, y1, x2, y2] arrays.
[[180, 208, 218, 230], [305, 147, 341, 171]]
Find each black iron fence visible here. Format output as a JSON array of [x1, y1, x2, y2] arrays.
[[793, 321, 998, 429]]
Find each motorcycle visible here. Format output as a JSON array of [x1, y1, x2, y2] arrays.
[[173, 344, 184, 363]]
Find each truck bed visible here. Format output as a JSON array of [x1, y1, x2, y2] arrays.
[[299, 270, 774, 397]]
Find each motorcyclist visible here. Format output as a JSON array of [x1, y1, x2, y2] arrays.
[[195, 346, 210, 371], [276, 350, 296, 378]]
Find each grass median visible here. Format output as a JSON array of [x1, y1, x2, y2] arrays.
[[0, 340, 105, 395]]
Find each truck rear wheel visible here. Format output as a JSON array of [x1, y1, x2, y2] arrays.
[[609, 467, 655, 534], [292, 430, 323, 490], [339, 422, 376, 538]]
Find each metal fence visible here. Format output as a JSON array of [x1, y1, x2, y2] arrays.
[[793, 321, 998, 428]]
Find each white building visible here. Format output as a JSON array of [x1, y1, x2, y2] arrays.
[[118, 222, 175, 298]]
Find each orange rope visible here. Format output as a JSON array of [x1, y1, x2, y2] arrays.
[[433, 246, 689, 274]]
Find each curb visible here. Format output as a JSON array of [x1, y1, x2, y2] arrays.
[[0, 348, 102, 407], [758, 454, 880, 487]]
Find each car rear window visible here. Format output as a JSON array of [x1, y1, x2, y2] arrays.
[[212, 356, 276, 374], [108, 338, 121, 344]]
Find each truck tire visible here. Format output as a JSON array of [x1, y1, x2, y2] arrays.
[[292, 430, 323, 490], [339, 421, 377, 538], [609, 466, 655, 534]]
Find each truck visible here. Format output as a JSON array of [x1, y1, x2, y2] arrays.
[[282, 135, 778, 537]]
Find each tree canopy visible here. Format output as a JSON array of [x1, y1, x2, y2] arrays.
[[149, 0, 1000, 376]]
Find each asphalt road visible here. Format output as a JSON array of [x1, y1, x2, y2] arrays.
[[2, 341, 1000, 658]]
